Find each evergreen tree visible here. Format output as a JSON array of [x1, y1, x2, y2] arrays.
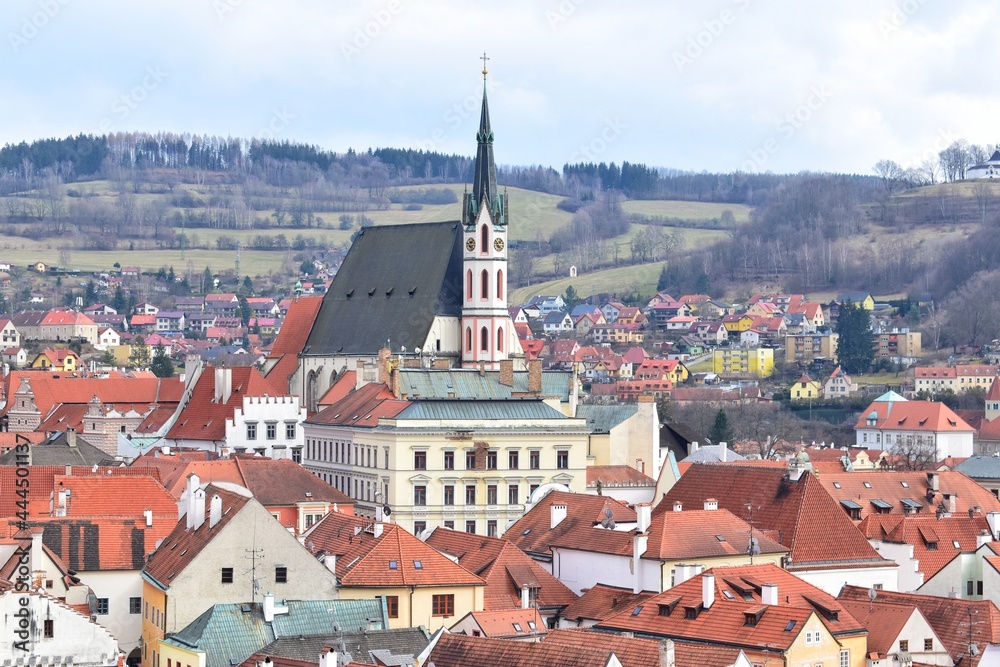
[[657, 263, 670, 292], [150, 343, 174, 378], [835, 302, 876, 374], [111, 285, 126, 313], [241, 275, 253, 295], [238, 295, 252, 326], [708, 408, 735, 445], [129, 336, 150, 369], [563, 285, 581, 310], [202, 267, 214, 294]]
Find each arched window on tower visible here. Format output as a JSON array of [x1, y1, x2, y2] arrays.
[[466, 327, 472, 352], [497, 327, 504, 353], [480, 326, 489, 352], [480, 224, 488, 252], [481, 269, 489, 300], [496, 269, 503, 300], [466, 270, 472, 301]]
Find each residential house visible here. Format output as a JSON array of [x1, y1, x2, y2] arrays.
[[204, 293, 240, 316], [155, 310, 186, 332], [600, 301, 627, 323], [700, 301, 735, 319], [133, 302, 158, 315], [711, 347, 774, 377], [185, 312, 218, 334], [854, 391, 975, 459], [747, 300, 780, 318], [450, 608, 548, 640], [739, 329, 760, 347], [790, 373, 823, 401], [83, 303, 117, 316], [824, 366, 859, 399], [174, 296, 205, 313], [721, 313, 754, 334], [592, 323, 645, 345], [30, 348, 80, 372], [129, 314, 157, 333], [141, 477, 339, 665], [247, 297, 280, 317], [838, 292, 876, 310], [875, 329, 921, 364], [303, 510, 486, 630], [40, 309, 98, 344], [0, 318, 21, 349], [836, 596, 952, 667], [576, 400, 662, 481], [543, 310, 574, 335], [615, 307, 647, 326], [786, 332, 840, 364], [94, 327, 121, 352], [648, 301, 690, 330], [661, 463, 899, 594], [10, 310, 46, 341], [694, 321, 728, 346], [665, 315, 699, 331], [596, 564, 869, 667], [527, 295, 566, 317], [914, 364, 999, 395], [574, 311, 606, 337], [2, 346, 27, 367]]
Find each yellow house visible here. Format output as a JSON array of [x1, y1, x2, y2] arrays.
[[712, 347, 774, 377], [839, 292, 875, 310], [722, 314, 755, 333], [790, 373, 823, 401], [30, 348, 79, 372], [305, 511, 486, 630]]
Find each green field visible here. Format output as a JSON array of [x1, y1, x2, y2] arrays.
[[22, 248, 291, 276], [511, 262, 665, 304], [621, 199, 752, 222]]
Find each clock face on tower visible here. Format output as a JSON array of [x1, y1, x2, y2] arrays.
[[466, 237, 476, 252], [493, 237, 505, 252]]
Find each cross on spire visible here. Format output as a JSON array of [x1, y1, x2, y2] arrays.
[[480, 52, 490, 81]]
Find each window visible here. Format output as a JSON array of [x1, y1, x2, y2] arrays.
[[480, 326, 489, 351], [508, 451, 519, 469], [840, 650, 849, 667], [979, 580, 984, 596], [444, 485, 455, 506], [444, 450, 455, 470], [130, 597, 142, 614], [266, 422, 277, 440], [466, 451, 477, 470], [414, 521, 426, 534], [386, 595, 399, 619], [899, 640, 908, 652], [466, 270, 472, 301], [968, 580, 975, 596], [285, 423, 296, 440], [433, 593, 455, 617], [487, 520, 497, 537], [95, 598, 109, 615], [246, 422, 257, 440], [530, 451, 540, 469], [924, 639, 933, 652], [497, 327, 503, 352], [465, 485, 476, 505], [413, 485, 427, 506], [508, 484, 519, 505], [444, 520, 454, 529], [221, 567, 234, 584], [44, 619, 54, 638], [480, 224, 488, 251], [487, 450, 497, 469], [466, 520, 476, 534], [465, 327, 472, 351], [497, 269, 503, 300], [292, 447, 301, 464], [275, 566, 287, 583], [557, 451, 569, 469], [487, 485, 497, 505], [481, 269, 489, 299], [414, 451, 426, 470]]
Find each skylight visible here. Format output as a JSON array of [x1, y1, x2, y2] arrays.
[[523, 529, 531, 536], [722, 590, 735, 600], [863, 482, 872, 489], [512, 623, 523, 632], [389, 561, 398, 570], [953, 540, 961, 549], [528, 621, 537, 631], [833, 482, 841, 489], [413, 560, 423, 569], [784, 620, 796, 632], [901, 481, 909, 488], [632, 606, 643, 616]]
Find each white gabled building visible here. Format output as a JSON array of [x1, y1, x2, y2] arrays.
[[854, 391, 975, 460], [0, 588, 119, 665]]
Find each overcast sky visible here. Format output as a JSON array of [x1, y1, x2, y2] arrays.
[[2, 1, 997, 175]]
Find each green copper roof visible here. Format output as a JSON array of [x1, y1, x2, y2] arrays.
[[397, 400, 570, 422], [397, 368, 572, 401]]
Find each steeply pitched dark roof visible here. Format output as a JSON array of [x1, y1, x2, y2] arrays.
[[254, 628, 430, 663], [303, 221, 464, 356], [0, 431, 111, 467]]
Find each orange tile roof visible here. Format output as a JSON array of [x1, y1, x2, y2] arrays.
[[143, 483, 252, 587], [232, 458, 353, 507], [560, 584, 658, 624], [598, 564, 864, 650], [988, 377, 1000, 401], [543, 629, 745, 667], [318, 371, 357, 406], [644, 509, 787, 561], [460, 608, 547, 638], [859, 512, 990, 580], [0, 466, 163, 518], [305, 382, 409, 428], [856, 398, 974, 432], [427, 633, 624, 667], [424, 527, 577, 611], [130, 455, 246, 497], [840, 585, 1000, 667], [265, 296, 322, 394], [22, 516, 175, 571], [305, 512, 484, 588], [0, 372, 184, 422], [837, 598, 919, 658], [504, 491, 635, 560], [52, 473, 177, 517], [660, 465, 887, 569], [817, 471, 1000, 521], [586, 465, 654, 488], [166, 366, 285, 441]]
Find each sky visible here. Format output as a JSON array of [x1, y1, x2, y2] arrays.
[[1, 0, 998, 175]]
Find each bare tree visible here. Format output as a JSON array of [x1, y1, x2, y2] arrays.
[[971, 181, 994, 224], [873, 160, 905, 193], [892, 437, 937, 471]]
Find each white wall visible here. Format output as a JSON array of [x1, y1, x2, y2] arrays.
[[226, 394, 306, 459], [551, 548, 659, 595], [920, 550, 983, 600], [795, 563, 899, 597], [891, 609, 952, 666], [80, 569, 144, 653], [870, 541, 924, 592], [0, 590, 118, 664]]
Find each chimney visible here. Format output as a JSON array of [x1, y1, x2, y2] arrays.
[[719, 443, 727, 462], [521, 584, 530, 609], [209, 494, 222, 528], [478, 360, 485, 376], [214, 367, 232, 403], [945, 493, 957, 515], [499, 359, 514, 387], [978, 531, 992, 549], [550, 504, 567, 529], [30, 528, 45, 584], [323, 553, 336, 574], [528, 359, 542, 394], [191, 487, 206, 530], [927, 471, 940, 492], [658, 639, 676, 667], [673, 501, 683, 512], [762, 583, 778, 606], [633, 531, 649, 594], [143, 509, 153, 527], [56, 487, 68, 517], [373, 523, 384, 539], [185, 473, 201, 529], [263, 592, 276, 622], [689, 441, 699, 456], [636, 503, 652, 533], [988, 512, 1000, 540], [160, 445, 171, 456], [704, 498, 718, 511], [67, 428, 77, 448], [319, 647, 338, 667], [673, 564, 702, 586], [702, 573, 715, 609]]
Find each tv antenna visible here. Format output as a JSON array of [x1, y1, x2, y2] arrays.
[[868, 585, 877, 612], [600, 507, 616, 530], [244, 520, 264, 603], [745, 503, 762, 563]]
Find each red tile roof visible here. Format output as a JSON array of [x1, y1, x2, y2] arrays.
[[0, 466, 163, 518], [543, 629, 745, 667], [0, 372, 184, 422], [305, 382, 409, 428], [586, 465, 654, 488], [856, 398, 974, 432], [305, 512, 484, 588], [817, 471, 1000, 521], [424, 527, 577, 611], [21, 517, 175, 571], [459, 608, 547, 638], [232, 458, 353, 507], [598, 564, 866, 651], [52, 473, 177, 517], [166, 366, 285, 441], [265, 296, 323, 394], [560, 584, 658, 624], [644, 509, 786, 561], [837, 598, 919, 658], [143, 483, 252, 587], [858, 512, 990, 580], [318, 371, 357, 406], [504, 491, 635, 560], [427, 633, 623, 667], [659, 465, 887, 569], [840, 585, 1000, 667]]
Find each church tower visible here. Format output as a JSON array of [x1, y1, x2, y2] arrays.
[[461, 56, 512, 369]]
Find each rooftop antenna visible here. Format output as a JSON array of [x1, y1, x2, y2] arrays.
[[244, 519, 264, 603], [868, 585, 877, 612], [600, 506, 616, 530], [745, 503, 761, 563]]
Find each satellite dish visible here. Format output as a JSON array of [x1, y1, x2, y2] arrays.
[[970, 644, 979, 657], [383, 504, 392, 516], [414, 347, 421, 355], [748, 537, 761, 556], [868, 586, 877, 601], [604, 508, 613, 519]]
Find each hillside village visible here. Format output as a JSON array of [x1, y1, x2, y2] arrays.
[[8, 76, 1000, 667]]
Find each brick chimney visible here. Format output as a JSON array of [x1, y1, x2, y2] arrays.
[[528, 359, 542, 394], [499, 359, 514, 387]]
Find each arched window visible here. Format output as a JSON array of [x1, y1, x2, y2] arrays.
[[466, 270, 472, 301], [497, 327, 504, 353], [481, 224, 488, 252], [496, 269, 503, 300], [481, 269, 489, 300], [466, 327, 472, 352], [480, 326, 489, 352]]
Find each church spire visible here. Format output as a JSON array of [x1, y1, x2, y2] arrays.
[[464, 53, 506, 228]]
